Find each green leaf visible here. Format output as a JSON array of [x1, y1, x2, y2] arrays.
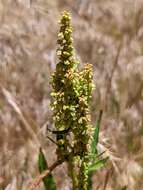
[[87, 111, 104, 190], [88, 157, 109, 172], [38, 148, 56, 190], [91, 110, 103, 156]]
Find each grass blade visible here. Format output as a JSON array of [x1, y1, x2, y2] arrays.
[[87, 110, 103, 190], [88, 157, 109, 172], [91, 110, 103, 156]]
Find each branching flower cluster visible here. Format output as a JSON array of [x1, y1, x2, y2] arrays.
[[51, 11, 94, 189]]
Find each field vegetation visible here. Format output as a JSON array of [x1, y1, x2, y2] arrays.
[[0, 0, 143, 190]]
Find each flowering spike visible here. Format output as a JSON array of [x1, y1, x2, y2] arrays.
[[51, 11, 95, 190]]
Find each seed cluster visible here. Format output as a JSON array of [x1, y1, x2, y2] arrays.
[[51, 11, 94, 189]]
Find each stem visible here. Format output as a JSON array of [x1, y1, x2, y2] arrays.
[[67, 157, 78, 190], [78, 158, 89, 190]]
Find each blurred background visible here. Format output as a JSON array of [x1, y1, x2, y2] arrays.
[[0, 0, 143, 190]]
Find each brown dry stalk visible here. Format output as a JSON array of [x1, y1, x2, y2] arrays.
[[1, 85, 40, 147], [27, 158, 65, 190], [27, 169, 49, 190]]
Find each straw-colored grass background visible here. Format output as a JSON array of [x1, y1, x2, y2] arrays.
[[0, 0, 143, 189]]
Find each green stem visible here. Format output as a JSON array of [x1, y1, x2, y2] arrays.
[[78, 158, 89, 190], [67, 157, 78, 190]]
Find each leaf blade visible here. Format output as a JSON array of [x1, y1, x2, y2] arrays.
[[91, 110, 103, 156], [38, 148, 57, 190], [88, 157, 109, 172]]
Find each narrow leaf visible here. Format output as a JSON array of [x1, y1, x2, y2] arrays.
[[38, 148, 56, 190], [88, 157, 109, 172], [91, 110, 103, 156]]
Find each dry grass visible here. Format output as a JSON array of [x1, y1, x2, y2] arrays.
[[0, 0, 143, 190]]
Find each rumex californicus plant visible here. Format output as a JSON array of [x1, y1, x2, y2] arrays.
[[37, 11, 108, 190]]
